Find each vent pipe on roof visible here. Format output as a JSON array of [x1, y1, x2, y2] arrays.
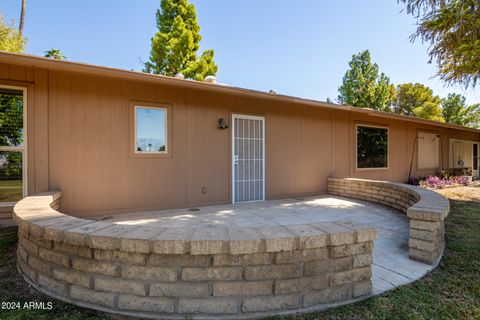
[[204, 75, 217, 84], [269, 89, 277, 94]]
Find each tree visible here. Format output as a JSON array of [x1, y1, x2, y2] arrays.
[[0, 15, 26, 53], [466, 104, 480, 128], [400, 0, 480, 87], [181, 49, 217, 81], [44, 48, 66, 60], [0, 91, 24, 180], [0, 93, 23, 147], [392, 83, 444, 121], [19, 0, 26, 36], [337, 50, 394, 111], [442, 93, 480, 128], [144, 0, 218, 80]]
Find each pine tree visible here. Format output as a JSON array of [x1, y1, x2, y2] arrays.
[[144, 0, 218, 81], [337, 50, 394, 111]]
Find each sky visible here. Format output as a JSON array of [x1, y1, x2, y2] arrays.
[[2, 0, 479, 105]]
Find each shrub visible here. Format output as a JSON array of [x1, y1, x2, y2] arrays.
[[408, 175, 470, 189], [408, 176, 424, 186]]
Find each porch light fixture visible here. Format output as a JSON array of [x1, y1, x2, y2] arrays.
[[218, 118, 229, 129]]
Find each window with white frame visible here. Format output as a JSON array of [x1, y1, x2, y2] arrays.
[[356, 125, 388, 169], [134, 105, 168, 154], [0, 87, 26, 203], [417, 132, 440, 169]]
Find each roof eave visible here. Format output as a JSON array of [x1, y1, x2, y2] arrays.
[[1, 51, 479, 134]]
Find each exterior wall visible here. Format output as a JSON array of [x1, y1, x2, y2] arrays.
[[0, 63, 479, 216], [332, 111, 480, 181], [44, 72, 334, 215]]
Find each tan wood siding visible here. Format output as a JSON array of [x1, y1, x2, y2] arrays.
[[1, 63, 479, 216]]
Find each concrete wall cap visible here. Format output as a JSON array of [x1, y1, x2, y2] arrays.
[[13, 192, 379, 255]]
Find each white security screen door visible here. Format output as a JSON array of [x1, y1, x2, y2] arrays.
[[232, 114, 265, 203]]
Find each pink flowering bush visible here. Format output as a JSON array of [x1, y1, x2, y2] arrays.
[[408, 175, 470, 189]]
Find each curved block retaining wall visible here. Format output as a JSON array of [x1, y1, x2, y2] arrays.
[[14, 192, 378, 319], [327, 178, 449, 265]]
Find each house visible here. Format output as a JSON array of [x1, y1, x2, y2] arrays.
[[0, 51, 479, 218]]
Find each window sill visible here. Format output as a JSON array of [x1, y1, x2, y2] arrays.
[[355, 167, 389, 171], [129, 152, 172, 159]]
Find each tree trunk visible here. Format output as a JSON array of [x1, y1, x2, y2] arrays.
[[19, 0, 26, 36]]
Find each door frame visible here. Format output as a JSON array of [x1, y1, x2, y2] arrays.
[[231, 113, 265, 204], [473, 142, 479, 177], [0, 84, 28, 205], [449, 139, 464, 169]]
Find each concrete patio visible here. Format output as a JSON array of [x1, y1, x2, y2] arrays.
[[95, 195, 434, 296]]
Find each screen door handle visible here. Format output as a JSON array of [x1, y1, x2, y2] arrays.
[[233, 155, 239, 165]]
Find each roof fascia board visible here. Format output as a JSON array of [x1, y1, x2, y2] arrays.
[[1, 52, 479, 134]]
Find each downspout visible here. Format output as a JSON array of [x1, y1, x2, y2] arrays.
[[437, 134, 443, 172], [408, 136, 422, 182]]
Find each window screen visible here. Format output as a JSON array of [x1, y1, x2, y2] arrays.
[[417, 132, 440, 169]]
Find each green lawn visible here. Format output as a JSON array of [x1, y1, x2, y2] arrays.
[[0, 187, 479, 319], [0, 180, 22, 202]]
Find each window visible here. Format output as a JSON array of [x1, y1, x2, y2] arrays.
[[417, 132, 440, 169], [356, 125, 388, 169], [0, 87, 26, 203], [133, 105, 168, 154]]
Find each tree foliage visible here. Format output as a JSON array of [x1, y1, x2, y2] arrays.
[[144, 0, 218, 80], [392, 83, 444, 121], [44, 48, 66, 60], [337, 50, 394, 111], [0, 15, 26, 53], [357, 126, 388, 168], [0, 93, 23, 147], [442, 93, 480, 128], [400, 0, 480, 87], [0, 92, 23, 178], [337, 49, 479, 126]]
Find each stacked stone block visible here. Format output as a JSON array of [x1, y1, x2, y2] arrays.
[[14, 192, 378, 319], [327, 178, 449, 265]]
